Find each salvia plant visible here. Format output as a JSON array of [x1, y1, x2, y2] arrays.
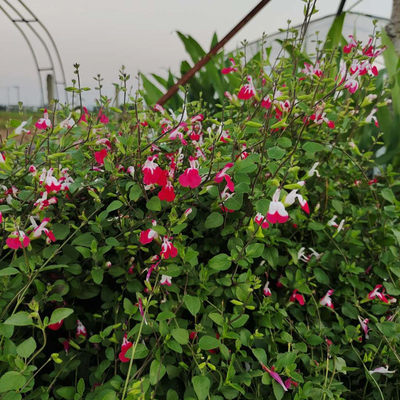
[[1, 7, 400, 400]]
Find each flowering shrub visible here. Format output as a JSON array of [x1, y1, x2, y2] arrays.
[[1, 18, 400, 400]]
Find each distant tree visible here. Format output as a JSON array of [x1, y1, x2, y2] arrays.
[[386, 0, 400, 53]]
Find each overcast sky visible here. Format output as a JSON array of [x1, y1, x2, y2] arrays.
[[0, 0, 392, 107]]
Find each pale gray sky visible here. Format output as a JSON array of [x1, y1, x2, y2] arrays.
[[0, 0, 392, 106]]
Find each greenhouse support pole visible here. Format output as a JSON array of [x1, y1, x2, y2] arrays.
[[336, 0, 347, 16], [157, 0, 271, 106]]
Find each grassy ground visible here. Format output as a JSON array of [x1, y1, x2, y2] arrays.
[[0, 110, 39, 140]]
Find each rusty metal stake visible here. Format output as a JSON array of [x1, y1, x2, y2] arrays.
[[157, 0, 271, 106]]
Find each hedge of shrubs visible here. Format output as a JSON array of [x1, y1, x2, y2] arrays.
[[1, 19, 400, 400]]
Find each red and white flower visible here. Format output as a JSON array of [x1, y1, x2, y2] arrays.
[[238, 76, 256, 100], [158, 181, 176, 202], [119, 334, 133, 363], [76, 320, 87, 338], [263, 281, 272, 297], [48, 320, 64, 331], [15, 121, 30, 135], [328, 215, 345, 232], [6, 230, 30, 250], [127, 166, 135, 176], [160, 274, 172, 286], [369, 366, 396, 375], [215, 162, 234, 191], [94, 148, 108, 165], [35, 109, 52, 130], [308, 162, 320, 178], [261, 95, 272, 109], [302, 61, 322, 78], [178, 156, 201, 189], [254, 212, 269, 229], [368, 284, 396, 304], [34, 191, 58, 210], [138, 297, 147, 324], [362, 37, 386, 58], [289, 289, 305, 305], [358, 315, 369, 340], [221, 58, 238, 74], [267, 189, 289, 224], [29, 216, 56, 243], [260, 364, 288, 392], [142, 155, 167, 186], [320, 289, 334, 309], [343, 35, 358, 53], [160, 237, 178, 259], [60, 114, 75, 129], [139, 220, 158, 245]]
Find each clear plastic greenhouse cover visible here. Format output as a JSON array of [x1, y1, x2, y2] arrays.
[[242, 11, 389, 64]]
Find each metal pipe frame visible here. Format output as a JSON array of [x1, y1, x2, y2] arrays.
[[0, 0, 67, 106]]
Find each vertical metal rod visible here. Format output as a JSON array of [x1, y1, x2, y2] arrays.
[[17, 0, 68, 102], [336, 0, 347, 16], [3, 0, 58, 99], [0, 4, 45, 106]]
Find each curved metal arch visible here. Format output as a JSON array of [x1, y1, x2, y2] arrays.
[[0, 0, 67, 106]]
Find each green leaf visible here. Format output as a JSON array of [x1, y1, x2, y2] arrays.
[[341, 302, 358, 319], [52, 223, 70, 240], [156, 311, 175, 321], [140, 73, 164, 105], [267, 146, 285, 160], [129, 184, 142, 202], [332, 199, 343, 214], [106, 200, 123, 213], [198, 335, 219, 350], [314, 268, 330, 285], [55, 386, 75, 400], [146, 196, 162, 211], [224, 193, 243, 211], [183, 295, 201, 316], [307, 335, 323, 345], [77, 378, 85, 395], [323, 13, 345, 50], [177, 32, 205, 63], [302, 142, 325, 153], [208, 313, 224, 326], [49, 308, 74, 325], [2, 391, 22, 400], [72, 232, 96, 247], [149, 359, 167, 385], [246, 243, 265, 258], [192, 376, 211, 400], [167, 389, 179, 400], [171, 328, 189, 345], [126, 343, 148, 359], [209, 254, 231, 271], [308, 221, 325, 231], [255, 199, 269, 215], [272, 380, 285, 400], [205, 212, 224, 229], [0, 371, 26, 393], [245, 121, 263, 128], [381, 188, 396, 204], [377, 321, 399, 337], [91, 268, 104, 284], [277, 137, 292, 148], [16, 337, 36, 358], [4, 311, 32, 326], [123, 298, 137, 315], [0, 267, 19, 277], [252, 347, 268, 365]]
